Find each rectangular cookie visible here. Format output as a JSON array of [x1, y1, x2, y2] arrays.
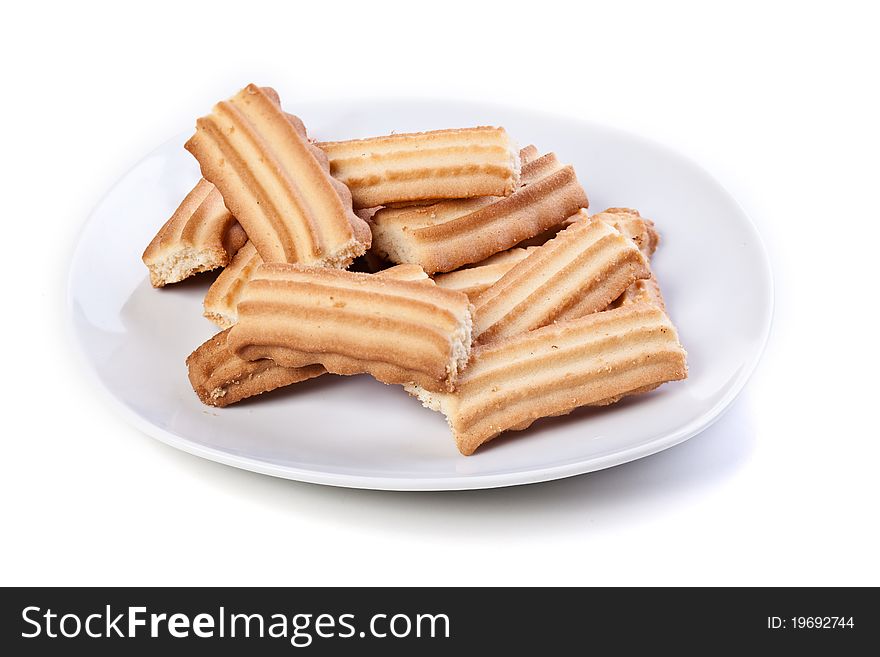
[[185, 84, 370, 266], [473, 212, 650, 343], [188, 264, 433, 406], [369, 151, 589, 274], [318, 126, 520, 208], [226, 264, 473, 392], [408, 303, 688, 455]]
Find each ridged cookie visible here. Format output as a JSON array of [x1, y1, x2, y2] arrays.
[[189, 264, 431, 406], [369, 151, 589, 273], [318, 127, 520, 209], [142, 179, 247, 287], [473, 211, 650, 343], [408, 303, 688, 455], [226, 264, 473, 392], [187, 329, 325, 407], [203, 241, 262, 329], [374, 145, 539, 212], [185, 84, 370, 266], [432, 247, 537, 301]]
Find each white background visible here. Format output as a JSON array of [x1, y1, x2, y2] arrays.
[[2, 0, 878, 586]]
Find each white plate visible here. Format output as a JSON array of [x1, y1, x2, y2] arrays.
[[68, 99, 772, 491]]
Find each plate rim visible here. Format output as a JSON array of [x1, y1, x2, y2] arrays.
[[66, 99, 774, 491]]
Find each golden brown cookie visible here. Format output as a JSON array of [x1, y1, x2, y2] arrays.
[[185, 84, 370, 266], [369, 151, 589, 274], [203, 241, 262, 329], [432, 247, 537, 301], [226, 264, 472, 393], [187, 329, 326, 407], [189, 264, 433, 406], [408, 303, 688, 455], [473, 212, 650, 343], [142, 179, 246, 287], [318, 126, 520, 209]]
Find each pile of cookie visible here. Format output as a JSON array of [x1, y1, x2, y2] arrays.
[[142, 84, 687, 455]]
